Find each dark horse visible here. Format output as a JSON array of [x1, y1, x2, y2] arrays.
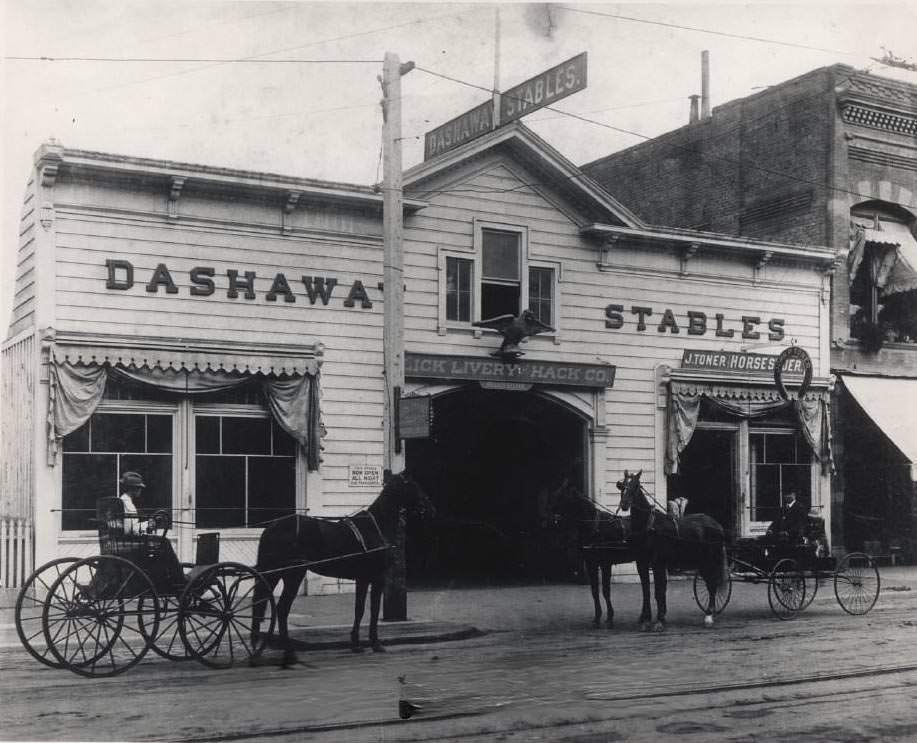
[[253, 471, 432, 661], [618, 470, 729, 631], [550, 479, 632, 628]]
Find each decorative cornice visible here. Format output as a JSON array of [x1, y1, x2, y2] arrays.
[[848, 145, 917, 173], [282, 190, 302, 235], [841, 104, 917, 136]]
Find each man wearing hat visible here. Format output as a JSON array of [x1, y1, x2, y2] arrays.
[[119, 471, 147, 534], [767, 489, 809, 543]]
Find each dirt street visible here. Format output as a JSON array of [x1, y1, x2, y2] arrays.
[[2, 575, 917, 742]]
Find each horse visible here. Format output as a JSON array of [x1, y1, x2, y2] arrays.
[[550, 479, 633, 628], [253, 471, 433, 662], [618, 469, 729, 632]]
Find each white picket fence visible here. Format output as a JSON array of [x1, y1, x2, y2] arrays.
[[0, 517, 32, 589]]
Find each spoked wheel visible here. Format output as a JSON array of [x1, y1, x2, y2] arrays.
[[834, 552, 880, 615], [692, 569, 732, 616], [43, 555, 160, 677], [799, 574, 820, 611], [178, 562, 276, 669], [768, 558, 806, 620], [15, 557, 80, 668], [141, 594, 191, 661]]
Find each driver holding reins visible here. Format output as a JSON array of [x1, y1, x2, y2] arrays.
[[119, 471, 149, 534]]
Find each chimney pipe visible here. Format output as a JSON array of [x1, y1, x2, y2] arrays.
[[689, 95, 700, 124], [701, 50, 711, 119]]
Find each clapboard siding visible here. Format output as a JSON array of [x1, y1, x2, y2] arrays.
[[403, 151, 824, 499], [45, 177, 390, 520], [8, 179, 39, 339]]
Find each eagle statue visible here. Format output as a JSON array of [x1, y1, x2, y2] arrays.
[[472, 309, 556, 361]]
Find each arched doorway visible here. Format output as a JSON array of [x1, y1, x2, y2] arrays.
[[405, 385, 589, 586]]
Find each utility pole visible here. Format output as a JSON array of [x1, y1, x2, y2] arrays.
[[380, 51, 413, 621]]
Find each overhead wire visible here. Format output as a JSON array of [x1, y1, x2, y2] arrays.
[[408, 65, 893, 209]]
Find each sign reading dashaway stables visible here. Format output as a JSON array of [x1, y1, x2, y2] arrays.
[[405, 352, 615, 388]]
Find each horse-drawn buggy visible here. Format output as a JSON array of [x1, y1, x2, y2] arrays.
[[16, 471, 432, 675], [692, 532, 881, 621], [15, 497, 277, 677]]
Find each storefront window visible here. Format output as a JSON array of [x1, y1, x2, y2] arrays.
[[62, 412, 173, 530], [195, 415, 296, 528], [750, 431, 811, 523]]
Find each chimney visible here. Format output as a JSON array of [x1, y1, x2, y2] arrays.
[[701, 50, 711, 119], [689, 95, 700, 124]]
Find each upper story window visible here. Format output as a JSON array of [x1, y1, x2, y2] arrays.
[[441, 221, 560, 334], [848, 201, 917, 348]]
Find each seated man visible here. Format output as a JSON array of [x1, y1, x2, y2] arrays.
[[766, 489, 810, 544]]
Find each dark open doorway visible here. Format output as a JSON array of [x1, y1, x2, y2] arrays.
[[667, 428, 737, 541], [405, 386, 588, 586]]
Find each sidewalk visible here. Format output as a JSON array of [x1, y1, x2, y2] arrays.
[[285, 563, 917, 650], [4, 563, 915, 653]]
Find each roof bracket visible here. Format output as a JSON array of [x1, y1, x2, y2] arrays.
[[754, 250, 773, 283], [597, 235, 618, 269], [680, 243, 700, 276], [168, 177, 185, 220], [282, 190, 302, 234]]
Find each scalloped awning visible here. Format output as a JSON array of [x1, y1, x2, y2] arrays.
[[48, 331, 321, 377]]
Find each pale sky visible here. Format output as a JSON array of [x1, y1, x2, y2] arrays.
[[2, 1, 915, 329]]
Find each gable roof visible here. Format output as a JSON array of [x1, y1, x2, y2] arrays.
[[403, 121, 644, 229]]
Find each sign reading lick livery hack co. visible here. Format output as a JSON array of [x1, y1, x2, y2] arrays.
[[424, 53, 588, 160]]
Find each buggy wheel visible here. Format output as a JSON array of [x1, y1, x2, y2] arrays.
[[768, 558, 806, 620], [692, 569, 732, 616], [178, 562, 276, 669], [15, 557, 79, 668], [43, 556, 160, 677], [834, 552, 880, 615], [141, 595, 190, 661], [799, 574, 820, 610]]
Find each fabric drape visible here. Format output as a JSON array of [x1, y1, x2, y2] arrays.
[[48, 354, 320, 469], [665, 381, 832, 476]]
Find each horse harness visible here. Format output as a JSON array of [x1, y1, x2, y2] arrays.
[[343, 511, 386, 552]]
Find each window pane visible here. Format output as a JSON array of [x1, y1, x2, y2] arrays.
[[781, 464, 811, 504], [446, 257, 473, 322], [63, 421, 90, 452], [196, 416, 220, 454], [147, 415, 172, 454], [92, 413, 144, 452], [528, 267, 553, 325], [62, 454, 116, 530], [766, 434, 795, 463], [753, 464, 780, 522], [482, 283, 520, 320], [119, 455, 172, 513], [271, 420, 296, 456], [196, 456, 245, 528], [482, 229, 520, 280], [222, 417, 270, 455], [248, 457, 296, 526]]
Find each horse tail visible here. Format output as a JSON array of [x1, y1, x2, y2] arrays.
[[718, 543, 729, 591]]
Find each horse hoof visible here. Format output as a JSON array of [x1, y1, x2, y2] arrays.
[[639, 621, 652, 632], [606, 619, 614, 629], [704, 614, 715, 628], [653, 621, 666, 633], [371, 642, 386, 653], [351, 645, 365, 654], [593, 618, 602, 629]]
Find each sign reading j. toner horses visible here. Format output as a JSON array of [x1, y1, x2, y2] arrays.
[[405, 352, 615, 388]]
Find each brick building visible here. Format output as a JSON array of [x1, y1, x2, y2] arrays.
[[584, 64, 917, 560]]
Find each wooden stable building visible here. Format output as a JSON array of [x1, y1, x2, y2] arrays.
[[2, 125, 835, 589]]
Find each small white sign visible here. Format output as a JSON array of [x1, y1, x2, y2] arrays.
[[348, 464, 383, 488]]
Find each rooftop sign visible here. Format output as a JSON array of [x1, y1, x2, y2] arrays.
[[423, 53, 588, 161], [500, 52, 587, 124]]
